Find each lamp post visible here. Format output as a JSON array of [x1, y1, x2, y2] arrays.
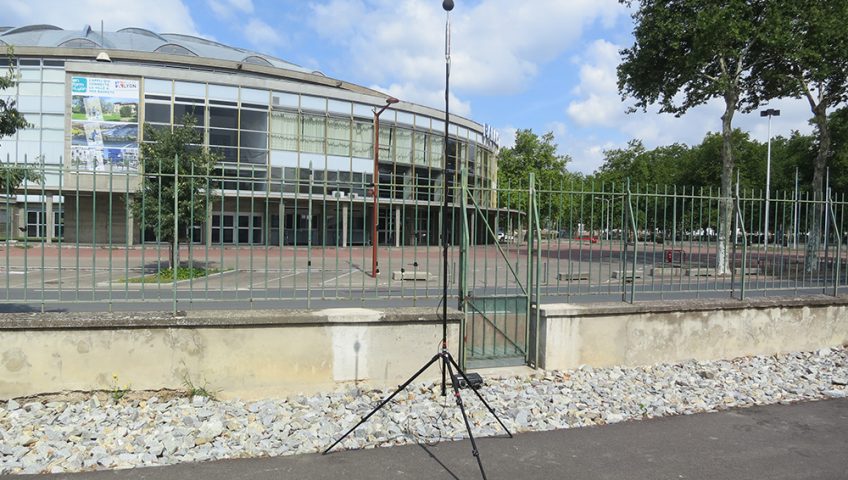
[[760, 108, 780, 250], [372, 96, 399, 277]]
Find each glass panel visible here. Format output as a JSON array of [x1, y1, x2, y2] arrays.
[[397, 111, 414, 125], [42, 83, 64, 96], [144, 102, 171, 124], [18, 83, 41, 95], [240, 109, 267, 132], [413, 132, 427, 166], [42, 69, 65, 83], [144, 78, 172, 95], [326, 117, 350, 156], [208, 84, 238, 101], [431, 136, 444, 168], [174, 81, 205, 98], [395, 127, 412, 164], [209, 128, 238, 146], [353, 103, 372, 118], [240, 148, 266, 165], [42, 96, 64, 113], [270, 111, 298, 151], [300, 114, 325, 154], [42, 129, 63, 142], [351, 120, 373, 159], [272, 92, 298, 108], [19, 69, 41, 81], [301, 95, 325, 112], [327, 99, 351, 115], [378, 126, 392, 163], [209, 106, 237, 129], [18, 96, 40, 112], [241, 87, 269, 105], [240, 131, 267, 149], [174, 103, 205, 126]]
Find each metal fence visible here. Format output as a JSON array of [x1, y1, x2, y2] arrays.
[[1, 162, 845, 313]]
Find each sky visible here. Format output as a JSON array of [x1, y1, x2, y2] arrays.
[[5, 0, 816, 174]]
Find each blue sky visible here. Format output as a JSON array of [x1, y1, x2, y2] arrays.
[[7, 0, 814, 174]]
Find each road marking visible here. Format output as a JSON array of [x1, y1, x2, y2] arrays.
[[322, 270, 355, 286]]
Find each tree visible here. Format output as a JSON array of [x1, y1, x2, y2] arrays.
[[755, 0, 848, 272], [496, 129, 575, 230], [618, 0, 765, 275], [0, 47, 41, 193], [132, 115, 220, 270]]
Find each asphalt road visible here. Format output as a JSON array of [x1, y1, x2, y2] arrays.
[[34, 398, 848, 480]]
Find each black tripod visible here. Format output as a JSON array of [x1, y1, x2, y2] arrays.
[[324, 2, 512, 478], [322, 344, 513, 479]]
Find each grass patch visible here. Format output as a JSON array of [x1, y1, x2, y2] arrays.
[[124, 266, 222, 283]]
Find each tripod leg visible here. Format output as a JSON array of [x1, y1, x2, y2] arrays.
[[323, 352, 442, 454], [446, 352, 513, 438], [445, 359, 488, 480]]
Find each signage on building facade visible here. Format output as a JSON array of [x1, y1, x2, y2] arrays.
[[69, 76, 140, 172]]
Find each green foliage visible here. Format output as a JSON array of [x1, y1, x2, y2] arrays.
[[182, 373, 218, 400], [132, 115, 220, 268], [618, 0, 764, 116], [124, 266, 221, 283], [0, 48, 29, 140], [110, 373, 130, 403], [0, 47, 41, 192], [496, 129, 579, 228]]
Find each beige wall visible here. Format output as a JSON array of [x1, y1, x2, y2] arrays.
[[537, 298, 848, 371], [0, 308, 460, 400]]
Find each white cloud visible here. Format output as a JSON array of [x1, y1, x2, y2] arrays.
[[562, 37, 816, 175], [208, 0, 255, 18], [308, 0, 627, 112], [4, 0, 200, 35], [372, 82, 471, 118], [243, 18, 286, 49]]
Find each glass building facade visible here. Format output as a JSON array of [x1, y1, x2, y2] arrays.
[[0, 25, 499, 246]]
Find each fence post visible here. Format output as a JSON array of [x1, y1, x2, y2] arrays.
[[173, 154, 179, 314]]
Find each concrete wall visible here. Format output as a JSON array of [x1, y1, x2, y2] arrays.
[[536, 296, 848, 371], [0, 308, 461, 401]]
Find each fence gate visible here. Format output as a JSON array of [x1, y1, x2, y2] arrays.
[[459, 169, 541, 368]]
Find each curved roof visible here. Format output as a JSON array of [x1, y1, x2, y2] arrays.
[[0, 24, 312, 74]]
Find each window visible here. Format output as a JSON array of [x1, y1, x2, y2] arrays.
[[395, 128, 412, 165], [270, 111, 298, 151], [211, 213, 262, 244], [327, 117, 351, 156], [351, 120, 373, 159], [300, 113, 325, 154]]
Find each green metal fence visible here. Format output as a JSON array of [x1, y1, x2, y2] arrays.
[[1, 162, 846, 313]]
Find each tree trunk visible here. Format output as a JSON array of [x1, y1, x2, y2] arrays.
[[717, 94, 737, 276], [804, 105, 830, 274]]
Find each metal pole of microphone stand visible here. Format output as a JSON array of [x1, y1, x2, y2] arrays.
[[441, 3, 451, 398]]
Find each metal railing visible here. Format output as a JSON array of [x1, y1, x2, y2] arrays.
[[1, 162, 846, 312]]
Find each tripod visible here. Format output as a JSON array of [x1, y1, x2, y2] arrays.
[[322, 343, 513, 479], [324, 2, 512, 478]]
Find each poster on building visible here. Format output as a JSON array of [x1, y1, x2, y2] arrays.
[[70, 76, 140, 172]]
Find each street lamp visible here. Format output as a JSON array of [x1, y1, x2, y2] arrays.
[[760, 108, 780, 250], [372, 96, 399, 277]]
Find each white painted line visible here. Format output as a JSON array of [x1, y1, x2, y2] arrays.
[[253, 271, 303, 288], [322, 270, 355, 286]]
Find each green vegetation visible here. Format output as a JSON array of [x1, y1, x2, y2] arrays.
[[110, 374, 130, 403], [0, 47, 42, 193], [496, 129, 583, 228], [132, 114, 220, 270], [124, 266, 222, 284], [182, 373, 218, 400]]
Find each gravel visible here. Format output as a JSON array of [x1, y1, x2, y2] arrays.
[[1, 346, 846, 475]]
